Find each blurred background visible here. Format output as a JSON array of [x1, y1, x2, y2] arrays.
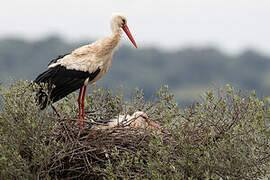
[[0, 0, 269, 105]]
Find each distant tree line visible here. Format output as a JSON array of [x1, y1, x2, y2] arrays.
[[0, 36, 269, 104]]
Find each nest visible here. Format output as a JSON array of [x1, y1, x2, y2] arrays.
[[41, 112, 170, 179]]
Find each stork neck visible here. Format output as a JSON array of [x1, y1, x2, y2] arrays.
[[108, 28, 122, 50], [95, 29, 122, 57], [111, 28, 122, 41]]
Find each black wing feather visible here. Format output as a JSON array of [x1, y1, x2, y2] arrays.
[[34, 65, 101, 110], [48, 53, 70, 66]]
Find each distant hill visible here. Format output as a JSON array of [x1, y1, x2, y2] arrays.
[[0, 36, 269, 104]]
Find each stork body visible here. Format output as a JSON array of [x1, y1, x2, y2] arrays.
[[34, 14, 137, 129]]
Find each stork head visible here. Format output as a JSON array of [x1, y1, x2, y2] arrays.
[[111, 14, 138, 48]]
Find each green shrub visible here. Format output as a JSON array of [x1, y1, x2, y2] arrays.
[[0, 80, 62, 179], [0, 81, 269, 179]]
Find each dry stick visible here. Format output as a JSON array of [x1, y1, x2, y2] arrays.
[[55, 117, 105, 126], [51, 104, 61, 118]]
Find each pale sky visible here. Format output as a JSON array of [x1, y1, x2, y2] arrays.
[[1, 0, 270, 54]]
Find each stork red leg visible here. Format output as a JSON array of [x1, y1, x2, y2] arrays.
[[81, 85, 87, 128], [77, 87, 83, 129]]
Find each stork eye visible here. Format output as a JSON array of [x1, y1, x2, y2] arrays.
[[122, 19, 126, 25]]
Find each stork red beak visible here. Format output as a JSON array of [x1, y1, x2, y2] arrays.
[[122, 24, 138, 48]]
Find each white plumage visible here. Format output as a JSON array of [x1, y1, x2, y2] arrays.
[[91, 111, 161, 131]]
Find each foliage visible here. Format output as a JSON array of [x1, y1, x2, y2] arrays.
[[0, 80, 62, 179], [0, 81, 269, 179]]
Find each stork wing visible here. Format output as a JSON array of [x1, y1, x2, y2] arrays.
[[34, 65, 101, 109], [72, 44, 96, 57], [48, 49, 102, 74]]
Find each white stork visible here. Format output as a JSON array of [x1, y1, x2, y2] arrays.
[[34, 14, 137, 129]]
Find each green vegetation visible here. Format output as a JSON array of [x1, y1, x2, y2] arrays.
[[0, 36, 270, 104], [0, 81, 269, 179]]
